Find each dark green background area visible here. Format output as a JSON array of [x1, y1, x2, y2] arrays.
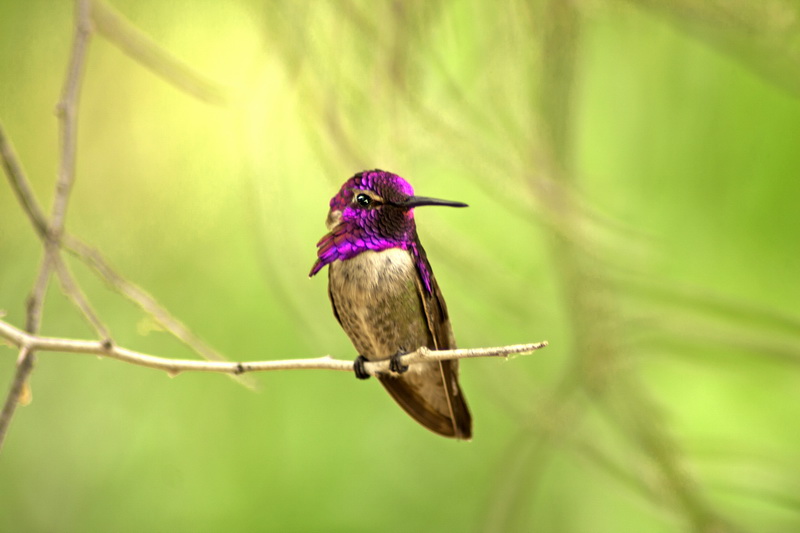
[[2, 1, 799, 532]]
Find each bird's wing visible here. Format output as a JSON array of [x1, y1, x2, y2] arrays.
[[408, 237, 472, 439]]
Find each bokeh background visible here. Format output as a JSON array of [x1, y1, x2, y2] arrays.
[[2, 1, 800, 532]]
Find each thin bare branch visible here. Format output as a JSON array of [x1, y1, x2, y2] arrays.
[[90, 0, 228, 105], [1, 119, 108, 340], [0, 348, 35, 450], [52, 0, 92, 238], [52, 256, 111, 340], [62, 237, 257, 388], [1, 118, 106, 342], [0, 318, 547, 377], [0, 256, 53, 451], [0, 123, 254, 387], [0, 123, 49, 238], [0, 0, 93, 452], [2, 77, 251, 389]]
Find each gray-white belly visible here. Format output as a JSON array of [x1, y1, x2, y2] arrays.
[[328, 248, 432, 362]]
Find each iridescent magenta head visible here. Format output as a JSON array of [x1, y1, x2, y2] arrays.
[[309, 169, 467, 281]]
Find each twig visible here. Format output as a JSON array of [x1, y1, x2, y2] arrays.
[[0, 348, 35, 438], [62, 237, 257, 388], [0, 124, 49, 238], [1, 65, 252, 388], [1, 125, 108, 341], [1, 121, 110, 341], [0, 318, 547, 377], [0, 0, 93, 453], [1, 122, 253, 387], [62, 237, 229, 362], [0, 256, 53, 450], [52, 256, 111, 340], [52, 0, 91, 238]]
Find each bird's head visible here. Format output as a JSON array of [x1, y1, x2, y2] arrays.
[[310, 169, 467, 277]]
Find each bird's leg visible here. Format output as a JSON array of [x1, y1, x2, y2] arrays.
[[353, 355, 371, 380], [389, 350, 409, 374]]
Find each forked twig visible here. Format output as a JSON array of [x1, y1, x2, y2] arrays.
[[0, 0, 94, 451]]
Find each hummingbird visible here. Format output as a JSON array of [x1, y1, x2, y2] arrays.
[[309, 169, 472, 439]]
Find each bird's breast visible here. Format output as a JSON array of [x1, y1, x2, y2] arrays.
[[328, 248, 431, 362], [331, 247, 416, 293]]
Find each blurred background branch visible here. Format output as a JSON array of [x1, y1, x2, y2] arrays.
[[90, 0, 229, 105], [626, 0, 800, 96]]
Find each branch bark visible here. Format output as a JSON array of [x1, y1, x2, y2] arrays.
[[0, 318, 547, 377]]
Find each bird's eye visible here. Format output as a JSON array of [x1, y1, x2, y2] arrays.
[[356, 193, 372, 207]]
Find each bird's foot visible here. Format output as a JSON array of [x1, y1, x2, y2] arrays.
[[389, 351, 409, 375], [353, 355, 371, 380]]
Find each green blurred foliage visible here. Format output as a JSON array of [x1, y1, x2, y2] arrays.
[[2, 1, 800, 532]]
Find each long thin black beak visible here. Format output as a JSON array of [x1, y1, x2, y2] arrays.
[[400, 195, 469, 208]]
